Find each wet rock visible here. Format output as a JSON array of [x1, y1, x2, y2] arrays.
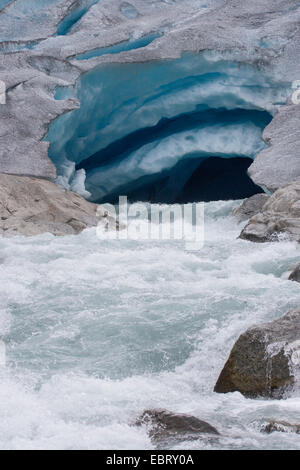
[[137, 409, 219, 445], [214, 307, 300, 399], [263, 420, 300, 434], [0, 173, 119, 237], [288, 263, 300, 282], [239, 182, 300, 242], [232, 193, 269, 222]]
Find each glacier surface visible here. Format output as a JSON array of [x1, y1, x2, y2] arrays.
[[0, 0, 300, 196]]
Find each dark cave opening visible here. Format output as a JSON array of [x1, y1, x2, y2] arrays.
[[99, 156, 263, 205]]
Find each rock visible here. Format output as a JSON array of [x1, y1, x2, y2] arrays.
[[239, 181, 300, 242], [0, 173, 119, 237], [288, 263, 300, 282], [136, 409, 219, 445], [214, 307, 300, 399], [262, 420, 300, 434], [232, 193, 270, 222]]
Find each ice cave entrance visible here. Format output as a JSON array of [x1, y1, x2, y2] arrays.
[[47, 52, 289, 203]]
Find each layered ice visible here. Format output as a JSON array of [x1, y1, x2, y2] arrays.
[[76, 32, 163, 60], [47, 53, 288, 202], [0, 201, 300, 449]]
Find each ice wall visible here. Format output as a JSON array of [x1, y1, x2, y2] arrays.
[[1, 0, 299, 192], [47, 52, 289, 202]]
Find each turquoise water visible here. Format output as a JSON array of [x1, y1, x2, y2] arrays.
[[0, 200, 300, 449]]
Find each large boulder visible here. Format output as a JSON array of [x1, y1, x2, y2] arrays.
[[136, 409, 219, 445], [239, 182, 300, 242], [232, 193, 269, 223], [214, 308, 300, 398], [289, 263, 300, 282], [0, 173, 118, 237]]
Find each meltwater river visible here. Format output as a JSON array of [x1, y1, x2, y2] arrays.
[[0, 200, 299, 450]]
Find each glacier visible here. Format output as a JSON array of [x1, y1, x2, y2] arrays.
[[47, 53, 288, 202], [1, 0, 300, 195]]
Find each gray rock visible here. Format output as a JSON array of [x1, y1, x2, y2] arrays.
[[288, 263, 300, 282], [239, 181, 300, 242], [214, 307, 300, 398], [262, 420, 300, 434], [232, 194, 270, 222], [0, 173, 119, 237], [136, 409, 219, 445]]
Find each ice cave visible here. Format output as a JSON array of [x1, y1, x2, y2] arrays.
[[2, 0, 300, 452], [47, 52, 289, 203]]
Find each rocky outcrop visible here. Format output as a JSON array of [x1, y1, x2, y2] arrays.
[[289, 263, 300, 282], [0, 173, 118, 237], [263, 420, 300, 434], [136, 409, 219, 445], [232, 193, 269, 223], [239, 182, 300, 242], [214, 307, 300, 398]]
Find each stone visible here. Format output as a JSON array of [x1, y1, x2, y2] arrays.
[[239, 181, 300, 242], [288, 263, 300, 282], [232, 193, 270, 222], [0, 173, 119, 237], [214, 307, 300, 399], [136, 409, 219, 444], [262, 420, 300, 434]]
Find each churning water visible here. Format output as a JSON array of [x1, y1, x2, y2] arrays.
[[0, 200, 300, 450]]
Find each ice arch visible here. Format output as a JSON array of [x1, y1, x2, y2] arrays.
[[46, 52, 289, 203]]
